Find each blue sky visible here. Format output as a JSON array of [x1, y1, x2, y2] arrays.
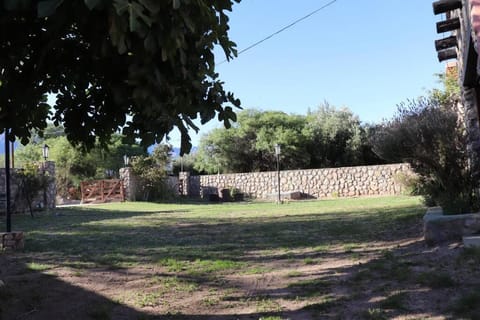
[[170, 0, 446, 148], [3, 1, 446, 152]]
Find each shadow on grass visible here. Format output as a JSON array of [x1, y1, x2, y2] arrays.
[[5, 199, 472, 319], [1, 204, 426, 267], [3, 239, 472, 319]]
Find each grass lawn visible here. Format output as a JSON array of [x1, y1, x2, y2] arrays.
[[1, 196, 480, 319]]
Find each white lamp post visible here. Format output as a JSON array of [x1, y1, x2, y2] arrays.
[[42, 144, 49, 161]]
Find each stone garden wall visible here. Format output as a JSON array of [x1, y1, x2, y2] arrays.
[[121, 163, 413, 201], [0, 161, 56, 212], [195, 163, 413, 200]]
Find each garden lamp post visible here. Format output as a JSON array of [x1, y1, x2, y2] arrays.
[[275, 144, 281, 204], [123, 154, 129, 167], [5, 130, 11, 232], [42, 144, 49, 161]]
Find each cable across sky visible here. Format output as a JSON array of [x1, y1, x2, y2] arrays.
[[217, 0, 339, 65]]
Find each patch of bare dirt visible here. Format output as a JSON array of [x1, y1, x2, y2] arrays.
[[1, 228, 479, 319]]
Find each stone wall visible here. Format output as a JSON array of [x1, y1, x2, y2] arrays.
[[197, 163, 412, 200], [0, 161, 56, 212], [120, 167, 180, 200], [120, 163, 414, 201], [1, 231, 24, 251], [423, 207, 480, 246]]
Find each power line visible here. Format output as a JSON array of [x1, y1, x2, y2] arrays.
[[217, 0, 339, 65]]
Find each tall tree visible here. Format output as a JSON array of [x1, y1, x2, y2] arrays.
[[195, 110, 310, 173], [304, 103, 382, 168], [15, 127, 146, 197], [0, 0, 241, 153]]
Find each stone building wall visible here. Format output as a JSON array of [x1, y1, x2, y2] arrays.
[[196, 163, 412, 200], [439, 2, 480, 181]]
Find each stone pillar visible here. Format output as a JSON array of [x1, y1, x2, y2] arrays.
[[461, 87, 480, 178], [1, 231, 24, 251], [178, 171, 191, 196], [119, 167, 137, 201]]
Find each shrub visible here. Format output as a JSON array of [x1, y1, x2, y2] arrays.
[[371, 96, 478, 214], [15, 162, 52, 215], [393, 172, 419, 196], [130, 144, 173, 201]]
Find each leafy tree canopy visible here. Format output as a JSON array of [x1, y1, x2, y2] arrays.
[[194, 107, 382, 174], [304, 103, 381, 168], [194, 110, 310, 173], [15, 125, 146, 197], [0, 0, 241, 154]]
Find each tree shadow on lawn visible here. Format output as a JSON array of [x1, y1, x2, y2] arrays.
[[3, 238, 475, 319], [4, 205, 424, 266], [0, 254, 149, 320], [3, 201, 475, 319], [186, 240, 476, 320]]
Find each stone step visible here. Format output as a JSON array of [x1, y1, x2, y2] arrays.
[[463, 236, 480, 248]]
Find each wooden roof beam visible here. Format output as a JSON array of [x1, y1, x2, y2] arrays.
[[433, 0, 462, 15], [435, 35, 458, 51], [438, 48, 458, 62], [437, 17, 461, 33]]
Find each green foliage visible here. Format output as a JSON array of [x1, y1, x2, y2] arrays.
[[15, 126, 146, 198], [194, 107, 383, 174], [304, 103, 383, 168], [416, 272, 456, 288], [172, 153, 201, 175], [0, 0, 241, 154], [393, 172, 423, 196], [131, 144, 172, 201], [450, 288, 480, 319], [371, 84, 477, 213], [16, 162, 51, 213], [378, 291, 408, 310], [194, 110, 310, 173]]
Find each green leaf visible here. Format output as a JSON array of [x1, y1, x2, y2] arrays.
[[37, 0, 64, 17], [113, 0, 129, 14], [115, 1, 154, 32], [3, 0, 31, 11], [172, 0, 180, 9], [138, 0, 160, 14], [161, 48, 168, 62], [144, 33, 157, 53], [84, 0, 103, 10]]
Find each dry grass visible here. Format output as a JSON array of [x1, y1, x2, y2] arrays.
[[0, 196, 478, 319]]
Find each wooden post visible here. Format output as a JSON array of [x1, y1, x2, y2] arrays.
[[101, 180, 105, 202], [120, 180, 125, 201]]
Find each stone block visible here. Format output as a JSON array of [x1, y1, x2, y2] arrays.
[[463, 236, 480, 248], [424, 208, 480, 246]]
